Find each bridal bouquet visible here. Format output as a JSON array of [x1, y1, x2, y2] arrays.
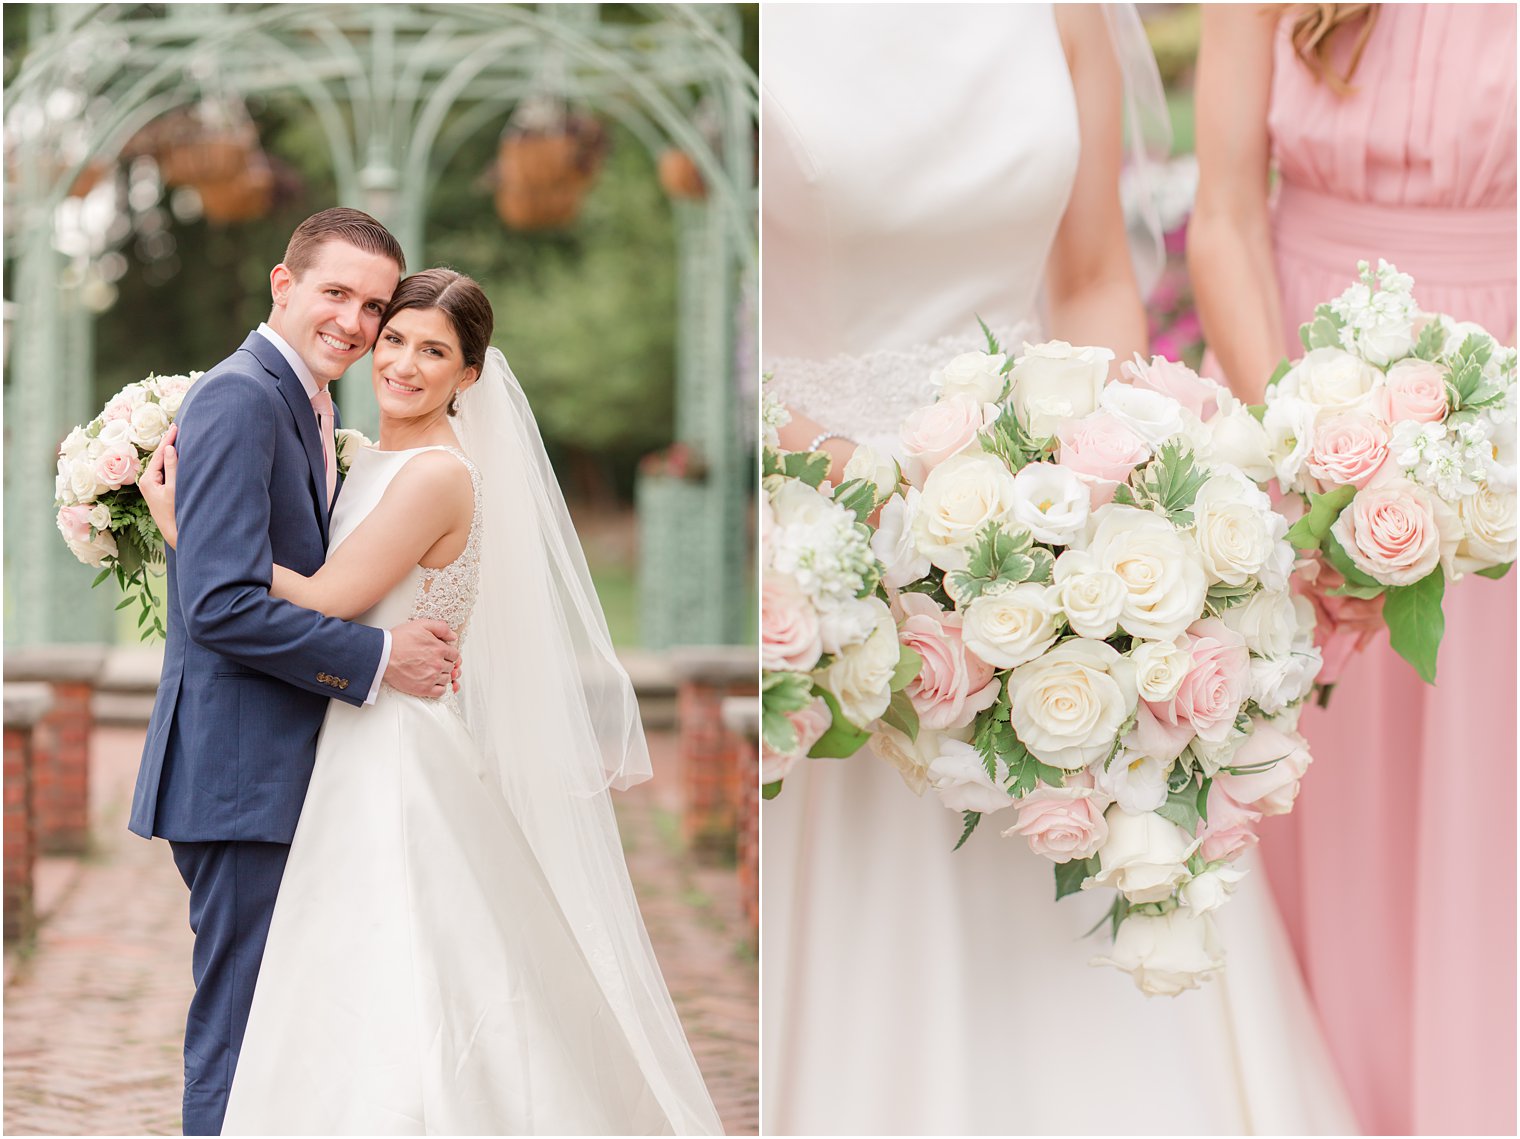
[[763, 332, 1324, 995], [1263, 260, 1516, 683]]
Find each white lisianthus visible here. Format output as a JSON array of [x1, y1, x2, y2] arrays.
[[1091, 750, 1170, 815], [1263, 395, 1317, 492], [1452, 482, 1517, 575], [871, 489, 933, 589], [1179, 863, 1249, 916], [961, 582, 1060, 669], [128, 401, 171, 449], [1191, 467, 1287, 588], [1008, 462, 1089, 546], [930, 350, 1007, 404], [823, 597, 899, 729], [1049, 549, 1126, 639], [1217, 588, 1300, 658], [1130, 638, 1191, 702], [1092, 909, 1225, 996], [911, 452, 1021, 572], [816, 594, 884, 657], [872, 722, 970, 797], [1249, 651, 1322, 715], [1085, 504, 1208, 642], [1277, 346, 1381, 414], [926, 738, 1014, 814], [1006, 640, 1138, 770], [1205, 392, 1275, 483], [1008, 340, 1111, 438], [842, 443, 899, 501], [1099, 383, 1185, 447], [1085, 807, 1201, 904]]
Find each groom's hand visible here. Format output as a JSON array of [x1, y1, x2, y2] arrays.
[[385, 619, 461, 699]]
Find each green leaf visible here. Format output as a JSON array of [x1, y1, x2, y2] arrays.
[[91, 567, 112, 588], [1124, 440, 1209, 525], [780, 449, 831, 488], [761, 707, 798, 755], [880, 688, 920, 743], [1384, 567, 1445, 684], [1477, 561, 1513, 580], [976, 314, 1001, 358], [1413, 320, 1447, 362], [1302, 310, 1344, 351], [978, 401, 1054, 474], [1205, 581, 1256, 613], [945, 523, 1053, 604], [761, 781, 783, 801], [832, 477, 877, 524], [1266, 357, 1292, 390], [953, 810, 982, 852], [1247, 402, 1267, 423], [1155, 783, 1204, 835], [1083, 895, 1131, 940], [1284, 485, 1356, 551], [890, 644, 923, 691], [1054, 856, 1097, 901], [1322, 531, 1387, 598], [808, 687, 874, 758]]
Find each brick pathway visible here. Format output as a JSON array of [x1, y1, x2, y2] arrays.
[[3, 725, 757, 1136]]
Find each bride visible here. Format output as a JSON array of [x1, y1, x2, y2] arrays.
[[144, 268, 723, 1135], [762, 5, 1355, 1134]]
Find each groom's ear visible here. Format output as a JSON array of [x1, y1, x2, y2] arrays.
[[270, 263, 295, 308]]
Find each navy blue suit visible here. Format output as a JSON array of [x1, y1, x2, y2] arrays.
[[130, 332, 385, 1134]]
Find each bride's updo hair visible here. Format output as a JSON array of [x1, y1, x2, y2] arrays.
[[380, 268, 495, 414]]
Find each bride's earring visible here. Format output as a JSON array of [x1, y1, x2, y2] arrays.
[[449, 389, 461, 415]]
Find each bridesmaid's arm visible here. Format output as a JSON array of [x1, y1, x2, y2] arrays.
[[1188, 4, 1287, 403], [1049, 4, 1149, 368]]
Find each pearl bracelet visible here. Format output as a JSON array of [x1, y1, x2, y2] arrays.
[[807, 430, 854, 452]]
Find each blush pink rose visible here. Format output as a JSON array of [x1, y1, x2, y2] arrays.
[[94, 443, 139, 489], [899, 394, 995, 484], [1121, 354, 1222, 422], [1000, 771, 1111, 863], [1330, 478, 1460, 586], [1140, 618, 1251, 754], [760, 696, 831, 784], [761, 574, 823, 672], [1305, 413, 1391, 490], [1373, 358, 1450, 424], [1056, 412, 1150, 507], [56, 504, 92, 543], [1215, 721, 1311, 817], [1198, 781, 1261, 863], [897, 592, 1001, 731]]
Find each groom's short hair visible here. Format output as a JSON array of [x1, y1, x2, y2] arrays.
[[282, 207, 406, 278]]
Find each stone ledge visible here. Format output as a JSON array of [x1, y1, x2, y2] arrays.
[[666, 645, 758, 685], [720, 696, 759, 740], [4, 683, 54, 729], [4, 645, 110, 684]]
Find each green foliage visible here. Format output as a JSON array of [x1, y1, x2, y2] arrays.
[[1322, 532, 1386, 599], [1114, 439, 1208, 525], [1412, 321, 1447, 363], [972, 698, 1065, 800], [977, 315, 1002, 358], [1205, 581, 1256, 614], [1447, 333, 1507, 412], [953, 810, 981, 852], [1477, 561, 1513, 580], [761, 671, 815, 754], [832, 477, 879, 523], [1300, 306, 1346, 352], [1155, 777, 1210, 835], [761, 780, 782, 801], [1054, 856, 1097, 900], [1384, 566, 1445, 684], [979, 402, 1054, 473], [778, 450, 831, 489], [1266, 357, 1292, 390], [880, 689, 920, 742], [808, 686, 873, 758], [1284, 485, 1356, 551], [945, 524, 1054, 605]]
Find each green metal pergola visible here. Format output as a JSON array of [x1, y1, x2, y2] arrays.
[[4, 2, 756, 648]]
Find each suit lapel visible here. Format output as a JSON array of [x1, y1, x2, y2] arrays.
[[238, 333, 330, 546]]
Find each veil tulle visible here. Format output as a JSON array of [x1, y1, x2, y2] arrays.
[[452, 348, 722, 1134], [1103, 2, 1174, 298]]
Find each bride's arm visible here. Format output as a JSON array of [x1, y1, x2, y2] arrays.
[[1049, 4, 1149, 366], [775, 407, 855, 483], [1188, 5, 1286, 402], [268, 452, 474, 620]]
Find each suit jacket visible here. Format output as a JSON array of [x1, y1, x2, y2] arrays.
[[129, 332, 386, 843]]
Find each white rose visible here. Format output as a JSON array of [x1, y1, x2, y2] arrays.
[[769, 477, 835, 528], [157, 389, 186, 418], [912, 452, 1021, 572], [816, 594, 883, 657], [842, 443, 899, 501], [1006, 640, 1137, 770], [1216, 588, 1299, 658], [871, 490, 933, 589], [1099, 383, 1185, 447], [930, 350, 1007, 403], [1008, 340, 1111, 439], [1206, 393, 1275, 483], [1262, 395, 1317, 492], [1009, 462, 1089, 546], [1050, 549, 1127, 639], [1084, 504, 1208, 642], [1130, 638, 1190, 702], [961, 582, 1060, 669], [1179, 863, 1248, 917], [1249, 651, 1321, 715], [128, 401, 171, 449], [1091, 909, 1225, 996], [67, 455, 109, 501], [1358, 313, 1416, 367], [1191, 468, 1286, 587], [872, 722, 970, 797], [926, 738, 1015, 814], [1091, 750, 1170, 815], [1277, 347, 1379, 416], [96, 419, 133, 449], [823, 598, 898, 729], [1453, 482, 1517, 575], [87, 502, 112, 531], [1188, 723, 1248, 777], [1084, 807, 1200, 904], [60, 425, 91, 461]]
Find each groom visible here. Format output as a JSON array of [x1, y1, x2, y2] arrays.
[[129, 207, 460, 1135]]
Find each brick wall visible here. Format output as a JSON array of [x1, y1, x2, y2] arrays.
[[34, 680, 91, 854], [677, 678, 756, 858]]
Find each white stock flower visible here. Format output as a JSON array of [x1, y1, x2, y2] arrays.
[[1091, 750, 1170, 815], [1099, 383, 1185, 447], [1179, 863, 1248, 916], [823, 597, 899, 729], [911, 452, 1021, 572], [1130, 638, 1190, 702], [961, 582, 1060, 669], [1006, 640, 1138, 770], [1008, 341, 1111, 438], [816, 594, 883, 657], [842, 443, 899, 500], [930, 350, 1007, 404], [1085, 807, 1200, 904], [871, 490, 933, 589], [1263, 395, 1317, 492], [926, 738, 1014, 814], [1191, 468, 1288, 588], [767, 479, 877, 604], [1092, 909, 1225, 996], [1009, 462, 1089, 546], [1051, 549, 1127, 639], [1085, 504, 1208, 642]]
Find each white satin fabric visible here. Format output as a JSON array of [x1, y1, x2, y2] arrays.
[[221, 446, 710, 1135], [760, 6, 1357, 1134]]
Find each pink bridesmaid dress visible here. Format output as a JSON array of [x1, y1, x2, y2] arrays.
[[1261, 6, 1517, 1135]]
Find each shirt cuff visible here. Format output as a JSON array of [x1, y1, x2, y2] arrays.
[[365, 629, 392, 706]]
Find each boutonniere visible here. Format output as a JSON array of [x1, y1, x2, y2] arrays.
[[334, 428, 373, 478]]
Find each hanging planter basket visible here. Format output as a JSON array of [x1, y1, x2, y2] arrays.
[[657, 149, 707, 201], [494, 111, 608, 231], [195, 152, 274, 225], [152, 102, 258, 188]]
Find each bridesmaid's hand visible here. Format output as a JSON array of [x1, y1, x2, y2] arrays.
[[141, 424, 179, 550]]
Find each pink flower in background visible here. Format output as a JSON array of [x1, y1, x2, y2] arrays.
[[94, 444, 139, 489], [1198, 781, 1261, 863], [1373, 358, 1449, 424], [1305, 413, 1391, 490], [761, 574, 823, 672], [1056, 412, 1150, 507], [761, 697, 832, 784], [897, 592, 1001, 731], [56, 504, 93, 544], [1001, 771, 1112, 863], [1139, 618, 1251, 756], [899, 394, 995, 484], [1121, 354, 1221, 422], [1331, 478, 1460, 586], [1216, 721, 1312, 817]]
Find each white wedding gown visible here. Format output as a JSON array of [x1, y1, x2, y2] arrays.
[[222, 445, 720, 1135], [761, 7, 1357, 1135]]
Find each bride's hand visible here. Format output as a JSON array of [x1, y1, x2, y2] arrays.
[[141, 424, 179, 550]]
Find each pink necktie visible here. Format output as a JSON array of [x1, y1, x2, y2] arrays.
[[310, 389, 337, 508]]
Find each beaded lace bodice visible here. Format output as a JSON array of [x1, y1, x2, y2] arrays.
[[408, 446, 483, 640]]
